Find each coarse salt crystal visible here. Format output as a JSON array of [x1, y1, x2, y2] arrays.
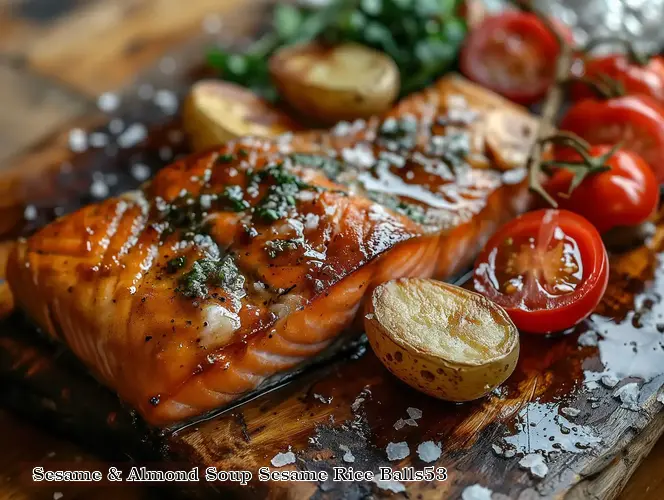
[[97, 92, 120, 112], [386, 441, 410, 461], [53, 493, 64, 500], [406, 407, 422, 420], [614, 382, 641, 410], [601, 374, 620, 388], [416, 441, 441, 463], [658, 392, 664, 404], [130, 163, 151, 182], [561, 407, 581, 417], [88, 132, 109, 148], [24, 205, 37, 221], [461, 484, 493, 500], [108, 118, 125, 135], [313, 393, 332, 404], [519, 453, 548, 479], [393, 419, 406, 430], [339, 445, 355, 463], [578, 331, 598, 347], [68, 128, 88, 152], [90, 179, 109, 199], [117, 123, 147, 148], [270, 451, 296, 467], [404, 418, 418, 427], [491, 444, 503, 456], [373, 478, 406, 493], [154, 90, 179, 115]]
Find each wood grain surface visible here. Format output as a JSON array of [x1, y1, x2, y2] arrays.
[[1, 0, 664, 499]]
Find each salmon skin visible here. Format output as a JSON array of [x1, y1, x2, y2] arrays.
[[8, 75, 536, 426]]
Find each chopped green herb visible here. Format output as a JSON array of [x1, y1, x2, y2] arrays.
[[238, 148, 249, 158], [177, 256, 245, 299], [166, 256, 186, 273], [221, 185, 250, 212], [290, 153, 344, 181], [367, 190, 427, 224], [215, 153, 235, 164], [265, 238, 302, 258]]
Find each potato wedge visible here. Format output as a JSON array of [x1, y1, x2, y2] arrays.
[[364, 278, 519, 401], [269, 42, 400, 124], [183, 80, 300, 151], [484, 109, 540, 170]]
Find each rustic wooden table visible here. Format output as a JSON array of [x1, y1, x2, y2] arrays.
[[0, 1, 662, 499]]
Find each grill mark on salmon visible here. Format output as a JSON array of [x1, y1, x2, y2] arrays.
[[8, 75, 536, 426]]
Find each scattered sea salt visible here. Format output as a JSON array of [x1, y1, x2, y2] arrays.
[[577, 331, 598, 347], [601, 374, 620, 388], [117, 123, 147, 148], [271, 451, 296, 467], [90, 179, 109, 199], [491, 444, 503, 456], [88, 132, 109, 148], [461, 484, 493, 500], [108, 118, 125, 135], [386, 441, 410, 461], [130, 163, 151, 182], [614, 382, 641, 410], [339, 445, 355, 463], [407, 407, 423, 420], [503, 448, 516, 459], [314, 393, 332, 404], [24, 205, 37, 221], [53, 493, 63, 500], [138, 84, 155, 101], [393, 419, 406, 430], [373, 478, 406, 493], [519, 453, 548, 479], [416, 441, 441, 463], [341, 144, 375, 168], [561, 407, 581, 418], [97, 92, 120, 113], [364, 313, 375, 321], [68, 128, 88, 152], [154, 90, 179, 115], [658, 392, 664, 404], [404, 418, 418, 427], [351, 387, 371, 412]]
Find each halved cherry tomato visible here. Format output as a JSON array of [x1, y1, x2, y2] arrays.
[[460, 12, 571, 105], [545, 145, 659, 233], [474, 209, 609, 334], [570, 54, 664, 104], [559, 95, 664, 182]]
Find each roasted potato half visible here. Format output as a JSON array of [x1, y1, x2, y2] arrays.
[[183, 80, 300, 151], [364, 278, 519, 401], [269, 42, 400, 124]]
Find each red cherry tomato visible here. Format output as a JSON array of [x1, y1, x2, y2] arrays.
[[570, 54, 664, 104], [474, 209, 609, 334], [545, 145, 659, 233], [559, 95, 664, 182], [460, 12, 571, 105]]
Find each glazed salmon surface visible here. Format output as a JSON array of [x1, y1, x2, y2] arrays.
[[8, 76, 536, 426]]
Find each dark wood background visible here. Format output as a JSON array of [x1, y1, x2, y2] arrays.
[[1, 0, 664, 499]]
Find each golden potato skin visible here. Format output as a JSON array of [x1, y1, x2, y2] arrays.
[[364, 279, 519, 402], [183, 80, 300, 151], [269, 42, 400, 125]]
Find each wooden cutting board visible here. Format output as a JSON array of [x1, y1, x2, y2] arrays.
[[2, 1, 664, 499]]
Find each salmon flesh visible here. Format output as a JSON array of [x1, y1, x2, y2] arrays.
[[8, 76, 536, 426]]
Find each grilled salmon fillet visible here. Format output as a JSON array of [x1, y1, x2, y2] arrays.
[[8, 75, 536, 426]]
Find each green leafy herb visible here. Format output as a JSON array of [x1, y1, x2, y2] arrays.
[[221, 185, 250, 212], [166, 256, 187, 273], [265, 238, 302, 258], [177, 256, 245, 298], [290, 153, 344, 181], [367, 190, 427, 223], [207, 0, 466, 101], [215, 153, 235, 164]]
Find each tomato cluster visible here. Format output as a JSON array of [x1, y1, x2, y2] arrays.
[[461, 11, 663, 334]]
